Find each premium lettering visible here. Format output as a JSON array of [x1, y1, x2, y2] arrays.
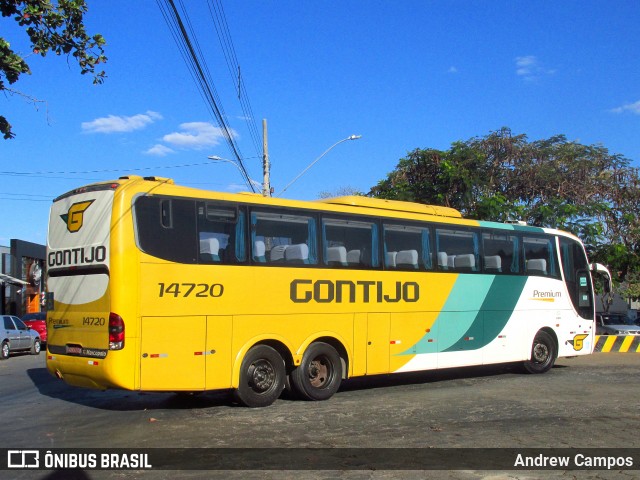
[[533, 289, 561, 298], [291, 279, 420, 303]]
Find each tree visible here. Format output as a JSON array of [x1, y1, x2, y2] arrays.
[[370, 127, 640, 289], [318, 185, 364, 199], [1, 0, 106, 139]]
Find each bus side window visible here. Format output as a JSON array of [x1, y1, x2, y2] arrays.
[[383, 223, 432, 271], [436, 228, 479, 273], [251, 210, 318, 265], [323, 217, 378, 269], [523, 236, 559, 279], [197, 204, 245, 264], [482, 231, 519, 275]]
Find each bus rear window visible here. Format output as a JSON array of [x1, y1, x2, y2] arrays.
[[135, 196, 197, 263], [134, 196, 246, 264]]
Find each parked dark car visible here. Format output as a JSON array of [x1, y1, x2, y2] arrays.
[[1, 315, 41, 359], [595, 313, 640, 336], [21, 312, 47, 344]]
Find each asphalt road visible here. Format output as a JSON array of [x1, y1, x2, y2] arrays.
[[1, 351, 639, 479]]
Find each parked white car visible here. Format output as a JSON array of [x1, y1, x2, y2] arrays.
[[596, 313, 640, 336]]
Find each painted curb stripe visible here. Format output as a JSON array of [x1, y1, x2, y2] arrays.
[[594, 335, 640, 353]]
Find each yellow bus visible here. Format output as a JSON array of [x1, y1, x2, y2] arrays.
[[45, 175, 611, 407]]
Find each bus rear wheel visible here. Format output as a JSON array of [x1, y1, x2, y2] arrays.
[[290, 342, 342, 401], [523, 330, 557, 374], [234, 345, 285, 408]]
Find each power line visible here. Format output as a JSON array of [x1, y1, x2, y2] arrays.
[[156, 0, 256, 192], [206, 0, 262, 157], [1, 193, 52, 197], [0, 161, 214, 177], [0, 197, 53, 202]]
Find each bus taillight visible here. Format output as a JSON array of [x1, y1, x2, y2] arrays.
[[109, 313, 125, 350]]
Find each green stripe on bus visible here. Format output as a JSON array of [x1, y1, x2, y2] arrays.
[[442, 276, 528, 352], [402, 275, 527, 355], [478, 221, 546, 233]]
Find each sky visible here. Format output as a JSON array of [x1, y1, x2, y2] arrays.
[[1, 0, 639, 246]]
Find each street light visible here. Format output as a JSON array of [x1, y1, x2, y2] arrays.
[[276, 134, 362, 197], [208, 156, 261, 192]]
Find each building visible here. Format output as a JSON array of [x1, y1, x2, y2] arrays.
[[0, 239, 46, 316]]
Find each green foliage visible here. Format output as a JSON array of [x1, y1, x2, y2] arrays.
[[618, 270, 640, 301], [318, 186, 365, 199], [1, 0, 106, 139], [369, 127, 640, 292]]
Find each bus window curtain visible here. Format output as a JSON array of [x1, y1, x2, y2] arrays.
[[308, 218, 318, 264], [421, 229, 432, 269], [382, 227, 389, 267], [321, 221, 329, 265], [548, 239, 557, 277], [472, 232, 480, 271], [371, 224, 379, 267], [511, 236, 520, 273], [235, 210, 246, 261], [250, 212, 258, 262]]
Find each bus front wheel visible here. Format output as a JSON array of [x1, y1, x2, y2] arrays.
[[290, 342, 342, 401], [234, 344, 285, 408], [523, 330, 557, 374]]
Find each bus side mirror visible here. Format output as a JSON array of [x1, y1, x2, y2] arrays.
[[590, 263, 612, 293]]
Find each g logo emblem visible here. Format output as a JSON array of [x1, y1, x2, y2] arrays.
[[569, 334, 588, 351], [60, 200, 94, 233]]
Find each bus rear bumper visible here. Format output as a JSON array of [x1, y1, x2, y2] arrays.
[[46, 352, 115, 390]]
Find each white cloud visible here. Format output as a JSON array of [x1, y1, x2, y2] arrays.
[[227, 182, 249, 192], [161, 122, 235, 150], [447, 66, 458, 74], [81, 111, 162, 133], [144, 144, 175, 156], [515, 56, 555, 81], [515, 55, 536, 74], [610, 100, 640, 115]]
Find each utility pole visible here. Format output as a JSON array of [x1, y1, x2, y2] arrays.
[[262, 118, 271, 196]]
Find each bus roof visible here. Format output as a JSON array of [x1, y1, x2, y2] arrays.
[[317, 196, 462, 218], [59, 176, 580, 240]]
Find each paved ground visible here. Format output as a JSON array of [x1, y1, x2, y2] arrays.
[[1, 351, 639, 479]]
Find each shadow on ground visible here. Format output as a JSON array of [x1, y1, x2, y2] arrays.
[[27, 358, 566, 412]]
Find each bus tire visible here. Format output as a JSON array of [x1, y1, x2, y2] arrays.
[[290, 342, 342, 401], [523, 330, 557, 374], [233, 345, 285, 408]]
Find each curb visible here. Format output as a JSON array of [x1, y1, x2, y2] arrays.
[[594, 335, 640, 353]]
